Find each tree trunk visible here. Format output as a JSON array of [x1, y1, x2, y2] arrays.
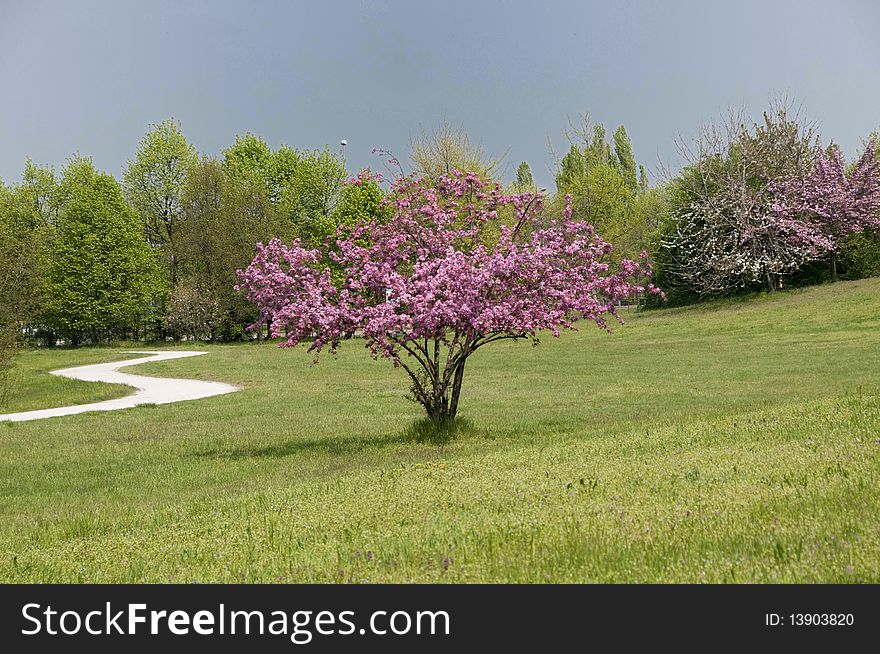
[[765, 272, 776, 293], [830, 251, 838, 283], [429, 389, 449, 423], [421, 360, 468, 425], [448, 357, 466, 419]]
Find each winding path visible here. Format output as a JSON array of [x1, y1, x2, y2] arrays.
[[0, 351, 238, 423]]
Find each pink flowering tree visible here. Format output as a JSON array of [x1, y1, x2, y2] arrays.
[[775, 143, 880, 281], [238, 171, 658, 424]]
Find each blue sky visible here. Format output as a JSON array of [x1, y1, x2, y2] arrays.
[[1, 0, 878, 188]]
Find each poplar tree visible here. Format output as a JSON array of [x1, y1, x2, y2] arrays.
[[613, 125, 639, 193], [512, 161, 535, 192]]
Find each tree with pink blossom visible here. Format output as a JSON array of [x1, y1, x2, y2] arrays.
[[237, 171, 658, 425], [775, 143, 880, 282]]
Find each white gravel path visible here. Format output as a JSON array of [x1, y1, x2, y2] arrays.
[[0, 351, 238, 423]]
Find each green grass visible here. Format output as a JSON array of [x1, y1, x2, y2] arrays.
[[1, 279, 879, 582], [0, 349, 143, 413]]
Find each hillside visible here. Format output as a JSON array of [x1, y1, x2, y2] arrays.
[[1, 279, 879, 582]]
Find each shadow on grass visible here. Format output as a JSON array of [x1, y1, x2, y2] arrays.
[[192, 432, 413, 460], [404, 416, 481, 445], [193, 417, 485, 460]]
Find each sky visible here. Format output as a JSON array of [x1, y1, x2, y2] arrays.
[[1, 0, 878, 189]]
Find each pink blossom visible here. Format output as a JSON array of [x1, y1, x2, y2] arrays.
[[238, 172, 658, 422]]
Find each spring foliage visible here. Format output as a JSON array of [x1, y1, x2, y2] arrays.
[[238, 171, 658, 422], [44, 158, 157, 343]]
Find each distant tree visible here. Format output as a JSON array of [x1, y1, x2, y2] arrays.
[[555, 144, 586, 194], [511, 161, 535, 193], [0, 161, 60, 345], [0, 182, 41, 403], [222, 133, 274, 184], [19, 159, 60, 228], [776, 143, 880, 281], [176, 157, 284, 340], [45, 157, 158, 343], [613, 126, 639, 193], [629, 186, 667, 261], [238, 171, 659, 425], [222, 133, 281, 199], [0, 180, 43, 319], [554, 117, 656, 261], [840, 228, 880, 279], [582, 122, 615, 168], [409, 121, 500, 180], [279, 148, 347, 246], [331, 169, 390, 231], [662, 102, 825, 294], [176, 156, 226, 297], [123, 118, 197, 286], [164, 280, 222, 341], [222, 135, 346, 246], [556, 120, 614, 176], [324, 169, 392, 284]]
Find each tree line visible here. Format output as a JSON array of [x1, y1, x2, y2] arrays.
[[0, 120, 390, 348], [1, 104, 879, 362]]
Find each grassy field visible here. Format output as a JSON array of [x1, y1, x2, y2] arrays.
[[1, 279, 879, 582], [0, 349, 141, 414]]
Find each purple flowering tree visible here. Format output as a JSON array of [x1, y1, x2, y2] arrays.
[[238, 171, 658, 424], [775, 143, 880, 281]]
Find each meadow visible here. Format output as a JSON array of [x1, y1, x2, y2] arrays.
[[1, 279, 879, 583]]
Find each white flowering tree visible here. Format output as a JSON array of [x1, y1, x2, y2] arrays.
[[663, 103, 828, 294]]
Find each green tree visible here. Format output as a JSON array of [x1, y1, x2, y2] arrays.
[[585, 124, 615, 168], [222, 135, 346, 246], [123, 118, 197, 285], [221, 133, 275, 190], [45, 157, 158, 343], [0, 161, 58, 345], [19, 159, 60, 228], [279, 148, 347, 246], [0, 181, 41, 403], [556, 128, 633, 234], [324, 170, 391, 284], [511, 161, 535, 193], [613, 125, 639, 193], [555, 144, 586, 192], [176, 157, 285, 340], [554, 117, 656, 262], [330, 169, 389, 230], [584, 163, 634, 234]]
